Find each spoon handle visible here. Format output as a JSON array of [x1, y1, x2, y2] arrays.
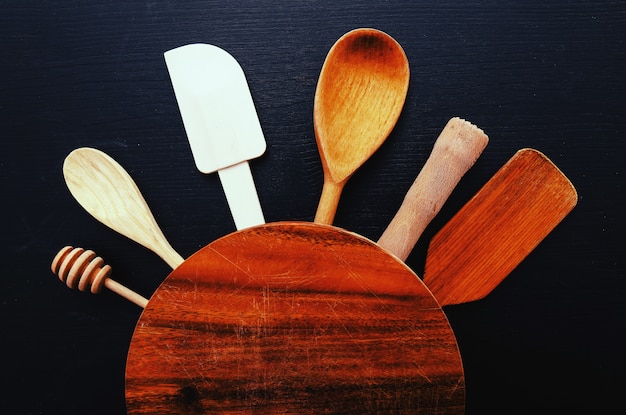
[[378, 118, 488, 261], [314, 179, 345, 224], [63, 148, 184, 269]]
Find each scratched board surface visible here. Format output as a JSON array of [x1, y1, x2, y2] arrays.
[[126, 223, 464, 414]]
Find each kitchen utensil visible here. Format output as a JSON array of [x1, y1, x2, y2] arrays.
[[63, 147, 184, 269], [313, 28, 409, 224], [52, 245, 148, 308], [378, 117, 488, 260], [165, 43, 266, 230], [424, 148, 578, 305]]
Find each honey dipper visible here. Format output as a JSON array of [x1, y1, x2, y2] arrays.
[[51, 245, 148, 308]]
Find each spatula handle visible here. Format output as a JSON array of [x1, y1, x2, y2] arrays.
[[378, 117, 488, 261], [218, 161, 266, 230]]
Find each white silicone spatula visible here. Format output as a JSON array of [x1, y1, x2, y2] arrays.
[[165, 43, 266, 230]]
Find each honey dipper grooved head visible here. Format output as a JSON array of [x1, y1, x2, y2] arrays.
[[51, 246, 112, 294]]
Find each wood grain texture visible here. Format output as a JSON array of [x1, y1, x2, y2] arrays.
[[424, 149, 578, 306], [125, 222, 464, 414]]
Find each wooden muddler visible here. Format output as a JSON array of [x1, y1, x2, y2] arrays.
[[378, 117, 488, 261]]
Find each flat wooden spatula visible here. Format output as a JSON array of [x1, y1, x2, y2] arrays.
[[165, 43, 266, 230], [424, 148, 578, 306]]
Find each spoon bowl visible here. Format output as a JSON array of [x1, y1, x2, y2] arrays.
[[314, 28, 410, 224]]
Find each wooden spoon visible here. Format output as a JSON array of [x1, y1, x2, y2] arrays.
[[63, 148, 184, 269], [313, 28, 409, 224]]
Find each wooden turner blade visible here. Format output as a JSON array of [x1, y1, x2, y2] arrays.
[[424, 148, 578, 306]]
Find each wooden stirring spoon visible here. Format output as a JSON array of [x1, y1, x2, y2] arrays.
[[314, 28, 409, 224], [63, 148, 184, 269]]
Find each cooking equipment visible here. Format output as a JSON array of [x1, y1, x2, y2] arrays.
[[53, 148, 577, 414], [424, 148, 578, 305], [63, 147, 184, 269], [125, 222, 465, 414], [313, 28, 409, 224], [165, 43, 267, 230]]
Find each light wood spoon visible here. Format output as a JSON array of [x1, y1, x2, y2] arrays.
[[313, 28, 409, 224], [63, 148, 184, 269]]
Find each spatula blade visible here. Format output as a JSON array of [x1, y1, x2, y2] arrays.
[[164, 43, 266, 174], [424, 148, 578, 306]]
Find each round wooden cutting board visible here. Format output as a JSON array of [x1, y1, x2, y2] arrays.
[[125, 222, 464, 414]]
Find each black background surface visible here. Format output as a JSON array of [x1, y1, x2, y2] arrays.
[[2, 1, 624, 414]]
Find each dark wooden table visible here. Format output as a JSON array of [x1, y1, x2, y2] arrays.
[[2, 1, 624, 414]]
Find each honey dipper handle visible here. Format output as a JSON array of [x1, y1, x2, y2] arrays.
[[378, 118, 488, 261], [104, 279, 148, 308]]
